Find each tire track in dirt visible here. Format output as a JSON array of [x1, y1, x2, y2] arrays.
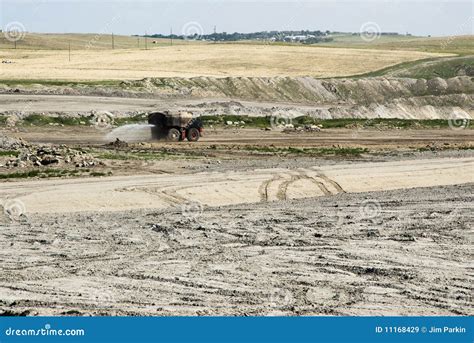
[[0, 157, 472, 214], [1, 183, 472, 316], [258, 169, 345, 202]]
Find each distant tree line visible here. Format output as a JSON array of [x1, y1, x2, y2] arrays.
[[142, 30, 333, 42], [137, 30, 411, 44]]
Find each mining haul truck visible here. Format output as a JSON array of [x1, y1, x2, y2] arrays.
[[148, 111, 203, 142]]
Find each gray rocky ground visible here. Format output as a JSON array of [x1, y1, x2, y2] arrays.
[[0, 184, 472, 316]]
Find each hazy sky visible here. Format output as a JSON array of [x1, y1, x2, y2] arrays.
[[1, 0, 473, 37]]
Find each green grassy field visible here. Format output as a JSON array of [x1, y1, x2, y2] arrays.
[[231, 34, 473, 55], [199, 116, 469, 129], [318, 34, 474, 55], [355, 55, 474, 78]]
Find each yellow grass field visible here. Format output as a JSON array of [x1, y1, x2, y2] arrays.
[[0, 43, 450, 81]]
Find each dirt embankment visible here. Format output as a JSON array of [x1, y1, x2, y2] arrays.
[[0, 76, 473, 119], [120, 76, 473, 103], [121, 76, 474, 119]]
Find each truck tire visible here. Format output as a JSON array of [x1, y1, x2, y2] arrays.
[[187, 128, 200, 142], [167, 128, 181, 142]]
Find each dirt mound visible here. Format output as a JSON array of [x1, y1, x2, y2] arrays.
[[120, 76, 474, 104], [1, 76, 472, 120], [2, 76, 472, 106], [118, 76, 474, 119]]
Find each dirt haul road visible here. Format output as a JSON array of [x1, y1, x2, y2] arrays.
[[0, 157, 472, 214]]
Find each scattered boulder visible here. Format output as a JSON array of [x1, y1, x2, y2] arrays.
[[40, 155, 60, 166], [107, 138, 128, 148]]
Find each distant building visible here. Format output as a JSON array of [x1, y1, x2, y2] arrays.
[[283, 35, 315, 42]]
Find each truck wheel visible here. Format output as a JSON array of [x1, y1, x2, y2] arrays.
[[167, 128, 181, 142], [187, 128, 200, 142]]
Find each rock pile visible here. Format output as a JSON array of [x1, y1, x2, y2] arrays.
[[0, 136, 28, 150], [283, 125, 322, 133], [1, 142, 102, 169]]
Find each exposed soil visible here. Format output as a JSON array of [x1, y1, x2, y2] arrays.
[[0, 184, 472, 316], [1, 75, 473, 120], [0, 90, 472, 317], [0, 155, 472, 213]]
